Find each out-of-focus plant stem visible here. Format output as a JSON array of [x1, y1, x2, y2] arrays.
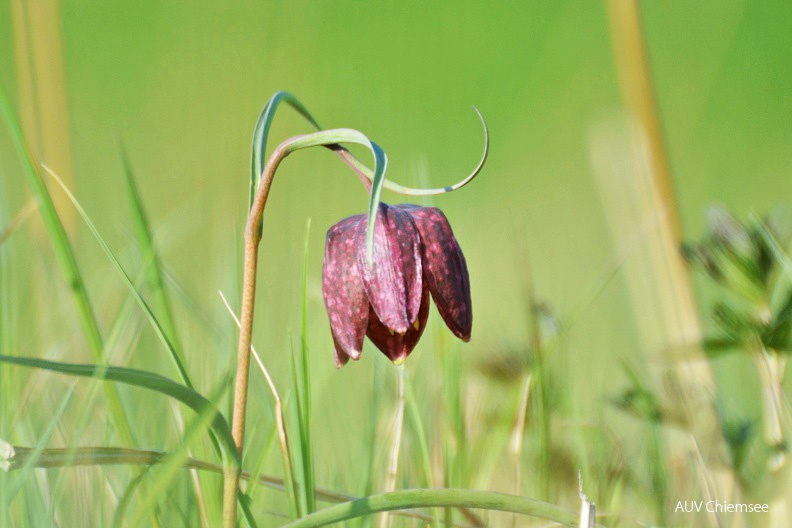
[[603, 0, 734, 511]]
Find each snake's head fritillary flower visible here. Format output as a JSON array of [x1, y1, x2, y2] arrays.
[[322, 203, 471, 367]]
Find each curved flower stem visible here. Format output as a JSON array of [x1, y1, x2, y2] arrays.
[[280, 488, 600, 528]]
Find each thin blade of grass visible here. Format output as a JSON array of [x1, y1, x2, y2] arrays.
[[120, 145, 182, 354], [129, 376, 232, 527], [0, 354, 238, 470], [289, 337, 307, 518], [0, 87, 134, 446], [297, 219, 316, 513], [402, 373, 442, 527], [3, 383, 78, 501], [41, 163, 193, 390], [0, 89, 102, 359], [2, 443, 481, 527], [120, 146, 211, 523], [281, 488, 593, 528]]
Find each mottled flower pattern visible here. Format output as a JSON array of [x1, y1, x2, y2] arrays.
[[322, 203, 471, 367]]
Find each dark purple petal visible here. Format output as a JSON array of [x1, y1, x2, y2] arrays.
[[366, 287, 430, 364], [398, 205, 472, 341], [356, 203, 423, 334], [322, 215, 369, 365], [331, 335, 350, 368]]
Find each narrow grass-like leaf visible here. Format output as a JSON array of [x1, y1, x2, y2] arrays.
[[120, 146, 182, 355], [0, 88, 134, 446], [218, 290, 299, 519], [114, 467, 153, 528], [3, 383, 78, 501], [0, 355, 239, 469], [0, 90, 102, 359], [129, 376, 232, 527], [281, 488, 595, 528], [42, 165, 194, 392], [297, 219, 316, 513], [120, 147, 212, 519], [42, 164, 231, 513], [403, 375, 442, 527], [238, 493, 260, 528], [288, 337, 306, 518], [2, 444, 472, 524]]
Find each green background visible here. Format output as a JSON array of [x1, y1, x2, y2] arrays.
[[1, 1, 791, 526]]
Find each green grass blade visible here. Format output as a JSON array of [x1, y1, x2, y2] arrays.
[[129, 376, 232, 527], [0, 89, 103, 358], [2, 443, 478, 528], [238, 492, 260, 528], [119, 148, 213, 521], [289, 338, 306, 518], [120, 145, 183, 355], [0, 354, 239, 469], [0, 89, 136, 446], [41, 164, 193, 391], [3, 384, 78, 501], [113, 467, 153, 528], [281, 488, 593, 528], [403, 375, 442, 527], [297, 219, 316, 514]]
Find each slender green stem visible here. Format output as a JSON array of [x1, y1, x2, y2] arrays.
[[281, 488, 602, 528]]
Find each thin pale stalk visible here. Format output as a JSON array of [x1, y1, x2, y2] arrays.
[[602, 0, 732, 505], [219, 290, 301, 519], [379, 365, 406, 528]]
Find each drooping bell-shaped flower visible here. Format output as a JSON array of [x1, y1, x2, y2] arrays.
[[322, 203, 471, 367]]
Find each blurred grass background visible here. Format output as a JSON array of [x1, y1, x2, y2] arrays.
[[1, 1, 791, 526]]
